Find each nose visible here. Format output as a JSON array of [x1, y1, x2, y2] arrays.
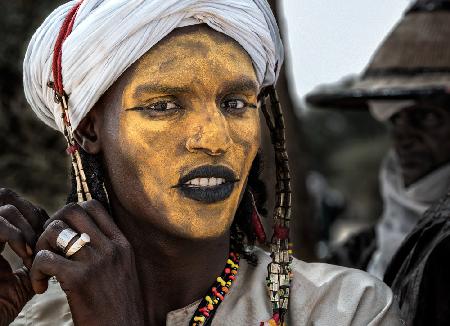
[[185, 109, 233, 156]]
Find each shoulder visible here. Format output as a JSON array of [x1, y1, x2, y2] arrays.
[[11, 278, 72, 326], [251, 248, 401, 325]]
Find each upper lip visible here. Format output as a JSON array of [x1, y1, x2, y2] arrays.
[[176, 165, 239, 187]]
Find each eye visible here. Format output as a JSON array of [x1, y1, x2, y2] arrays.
[[147, 101, 179, 111], [129, 100, 181, 117], [220, 99, 256, 114], [389, 113, 407, 127]]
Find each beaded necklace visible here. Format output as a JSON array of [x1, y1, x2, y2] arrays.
[[189, 251, 240, 326]]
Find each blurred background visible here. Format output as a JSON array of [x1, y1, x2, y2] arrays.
[[0, 0, 412, 261]]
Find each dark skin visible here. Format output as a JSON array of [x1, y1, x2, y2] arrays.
[[0, 26, 260, 325], [389, 97, 450, 187]]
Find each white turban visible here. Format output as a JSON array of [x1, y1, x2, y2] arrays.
[[23, 0, 284, 132]]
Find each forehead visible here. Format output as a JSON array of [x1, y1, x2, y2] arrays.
[[126, 25, 257, 89]]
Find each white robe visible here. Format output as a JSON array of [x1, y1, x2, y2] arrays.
[[12, 248, 401, 326], [367, 152, 450, 279]]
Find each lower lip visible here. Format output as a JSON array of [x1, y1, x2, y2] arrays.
[[178, 183, 235, 203]]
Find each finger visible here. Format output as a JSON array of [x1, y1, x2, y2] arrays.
[[36, 220, 91, 261], [30, 249, 76, 294], [78, 200, 122, 239], [0, 216, 33, 268], [47, 203, 108, 246], [0, 204, 36, 246], [0, 188, 48, 232]]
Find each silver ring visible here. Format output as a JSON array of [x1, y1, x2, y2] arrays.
[[56, 228, 78, 252], [66, 233, 91, 257]]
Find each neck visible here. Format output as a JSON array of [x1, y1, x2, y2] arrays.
[[111, 200, 230, 326]]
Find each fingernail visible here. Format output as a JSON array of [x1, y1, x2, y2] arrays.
[[26, 244, 33, 256]]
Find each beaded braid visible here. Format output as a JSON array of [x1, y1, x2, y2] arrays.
[[259, 86, 293, 326], [49, 0, 91, 204], [66, 149, 110, 210]]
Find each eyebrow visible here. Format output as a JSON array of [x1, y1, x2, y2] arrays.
[[220, 77, 259, 95], [133, 84, 190, 98], [132, 76, 259, 99]]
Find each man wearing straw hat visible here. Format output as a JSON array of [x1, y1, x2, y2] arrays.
[[306, 0, 450, 324]]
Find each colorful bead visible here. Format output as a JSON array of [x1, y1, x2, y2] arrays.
[[194, 316, 205, 323], [217, 277, 226, 286], [189, 252, 240, 326], [274, 225, 289, 240], [205, 296, 213, 305], [66, 144, 79, 155]]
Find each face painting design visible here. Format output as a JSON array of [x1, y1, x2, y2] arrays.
[[99, 26, 260, 239]]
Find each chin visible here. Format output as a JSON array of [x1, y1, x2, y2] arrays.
[[171, 219, 231, 240]]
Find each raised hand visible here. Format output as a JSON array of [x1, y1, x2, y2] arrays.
[[0, 188, 48, 326], [30, 200, 145, 326]]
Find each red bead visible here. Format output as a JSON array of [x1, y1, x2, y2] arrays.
[[66, 144, 79, 155], [274, 225, 289, 240], [272, 313, 280, 322], [224, 268, 231, 274]]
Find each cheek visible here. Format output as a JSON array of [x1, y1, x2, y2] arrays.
[[228, 112, 260, 178], [229, 112, 260, 153], [118, 115, 180, 191]]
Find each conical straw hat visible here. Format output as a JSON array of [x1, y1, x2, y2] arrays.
[[306, 0, 450, 110]]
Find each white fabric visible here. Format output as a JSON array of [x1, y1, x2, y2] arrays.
[[23, 0, 284, 133], [368, 100, 415, 121], [12, 248, 401, 326], [367, 151, 450, 279]]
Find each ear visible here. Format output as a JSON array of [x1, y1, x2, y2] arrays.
[[74, 110, 101, 154]]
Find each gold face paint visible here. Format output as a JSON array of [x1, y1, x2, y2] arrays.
[[106, 26, 260, 239]]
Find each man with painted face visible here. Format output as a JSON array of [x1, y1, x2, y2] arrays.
[[0, 1, 400, 325], [307, 0, 450, 324]]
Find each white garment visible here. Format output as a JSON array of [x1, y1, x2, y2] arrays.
[[12, 248, 400, 326], [23, 0, 284, 133], [367, 152, 450, 279]]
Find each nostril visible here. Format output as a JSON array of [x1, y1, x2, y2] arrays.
[[185, 130, 233, 156]]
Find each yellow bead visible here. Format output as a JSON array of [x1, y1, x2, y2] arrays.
[[194, 316, 205, 322], [206, 296, 213, 304], [269, 319, 278, 326], [227, 259, 237, 268], [217, 277, 226, 286]]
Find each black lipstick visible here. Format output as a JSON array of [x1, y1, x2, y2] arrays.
[[175, 165, 239, 203]]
